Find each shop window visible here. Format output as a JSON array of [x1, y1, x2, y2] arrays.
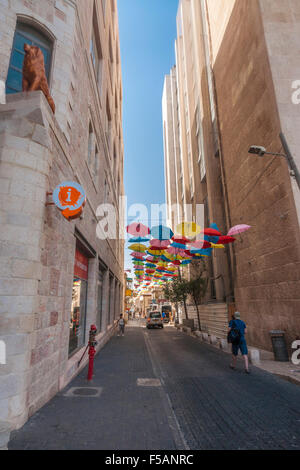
[[97, 266, 105, 332], [6, 21, 53, 94], [69, 247, 89, 356]]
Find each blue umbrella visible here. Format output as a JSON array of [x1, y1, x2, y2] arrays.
[[190, 248, 213, 256], [128, 237, 150, 243], [170, 242, 187, 249], [151, 225, 174, 241], [206, 223, 220, 244]]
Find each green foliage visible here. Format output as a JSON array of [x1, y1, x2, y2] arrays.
[[163, 277, 189, 304]]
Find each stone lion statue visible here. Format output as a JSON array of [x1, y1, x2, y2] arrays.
[[22, 44, 55, 114]]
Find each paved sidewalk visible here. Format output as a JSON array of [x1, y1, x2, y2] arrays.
[[9, 324, 178, 450], [188, 328, 300, 386]]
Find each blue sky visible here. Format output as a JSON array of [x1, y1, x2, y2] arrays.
[[118, 0, 179, 271]]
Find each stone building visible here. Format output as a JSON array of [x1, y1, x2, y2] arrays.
[[0, 0, 124, 430], [163, 0, 300, 354]]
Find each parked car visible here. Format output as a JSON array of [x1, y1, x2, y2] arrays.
[[146, 311, 164, 329]]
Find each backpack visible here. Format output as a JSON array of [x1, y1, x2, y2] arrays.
[[227, 320, 241, 345]]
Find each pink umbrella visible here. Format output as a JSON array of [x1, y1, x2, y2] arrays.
[[167, 247, 186, 256], [227, 224, 251, 236], [130, 252, 145, 259], [150, 239, 170, 249], [127, 223, 150, 237], [189, 240, 212, 249]]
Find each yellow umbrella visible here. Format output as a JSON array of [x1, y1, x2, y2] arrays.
[[128, 244, 147, 252], [211, 243, 225, 249], [175, 222, 201, 238], [148, 248, 165, 256]]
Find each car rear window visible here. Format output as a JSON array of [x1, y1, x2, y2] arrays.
[[150, 312, 161, 319]]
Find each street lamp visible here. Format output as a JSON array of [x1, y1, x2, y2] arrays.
[[248, 133, 300, 190]]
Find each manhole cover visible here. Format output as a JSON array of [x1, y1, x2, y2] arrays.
[[63, 387, 103, 397], [137, 378, 161, 387]]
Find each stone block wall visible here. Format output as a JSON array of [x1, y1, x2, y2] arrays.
[[0, 0, 124, 429], [206, 0, 300, 352]]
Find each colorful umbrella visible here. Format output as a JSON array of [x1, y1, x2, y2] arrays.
[[201, 228, 222, 237], [130, 252, 145, 259], [210, 243, 225, 249], [128, 237, 150, 243], [216, 236, 236, 245], [175, 222, 201, 238], [128, 243, 147, 252], [151, 225, 174, 240], [189, 240, 212, 249], [127, 223, 150, 237], [227, 225, 251, 236], [150, 239, 170, 249]]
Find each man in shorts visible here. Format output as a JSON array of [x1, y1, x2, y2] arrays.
[[228, 311, 250, 374]]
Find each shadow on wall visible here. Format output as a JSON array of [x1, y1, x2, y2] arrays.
[[207, 0, 300, 351]]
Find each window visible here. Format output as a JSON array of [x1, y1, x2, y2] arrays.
[[88, 122, 94, 166], [94, 144, 99, 180], [87, 121, 100, 183], [6, 21, 53, 94], [106, 96, 112, 151], [90, 7, 103, 91], [97, 264, 106, 332]]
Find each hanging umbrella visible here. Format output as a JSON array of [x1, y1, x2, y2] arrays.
[[191, 248, 213, 256], [210, 243, 225, 249], [170, 242, 188, 249], [130, 252, 145, 259], [150, 239, 170, 249], [216, 236, 236, 245], [175, 222, 201, 238], [227, 224, 251, 236], [128, 237, 150, 243], [147, 249, 165, 256], [172, 235, 191, 245], [127, 223, 150, 237], [189, 240, 212, 249], [201, 228, 222, 237], [151, 225, 174, 240], [128, 243, 147, 252], [167, 247, 187, 257]]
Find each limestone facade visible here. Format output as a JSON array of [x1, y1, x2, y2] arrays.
[[163, 0, 300, 353], [0, 0, 124, 429]]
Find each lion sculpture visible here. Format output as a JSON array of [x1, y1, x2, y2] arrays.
[[22, 43, 55, 114]]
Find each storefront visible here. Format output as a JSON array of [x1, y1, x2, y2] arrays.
[[97, 262, 106, 332], [69, 245, 89, 356]]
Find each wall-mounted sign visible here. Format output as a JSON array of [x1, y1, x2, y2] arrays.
[[53, 181, 86, 221]]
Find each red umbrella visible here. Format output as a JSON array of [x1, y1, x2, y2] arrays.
[[189, 240, 212, 249], [216, 236, 236, 245], [201, 228, 222, 237], [172, 235, 191, 245], [172, 260, 181, 266]]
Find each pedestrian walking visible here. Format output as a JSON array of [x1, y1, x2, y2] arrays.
[[118, 314, 125, 337], [228, 311, 250, 374]]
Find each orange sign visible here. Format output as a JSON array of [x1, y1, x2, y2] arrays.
[[53, 181, 86, 221]]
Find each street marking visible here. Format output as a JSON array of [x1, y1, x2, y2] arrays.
[[63, 387, 103, 397], [137, 378, 162, 387]]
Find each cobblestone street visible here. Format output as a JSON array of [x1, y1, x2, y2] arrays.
[[8, 322, 300, 450]]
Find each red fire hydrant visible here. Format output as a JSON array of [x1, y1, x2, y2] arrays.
[[87, 325, 97, 381]]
